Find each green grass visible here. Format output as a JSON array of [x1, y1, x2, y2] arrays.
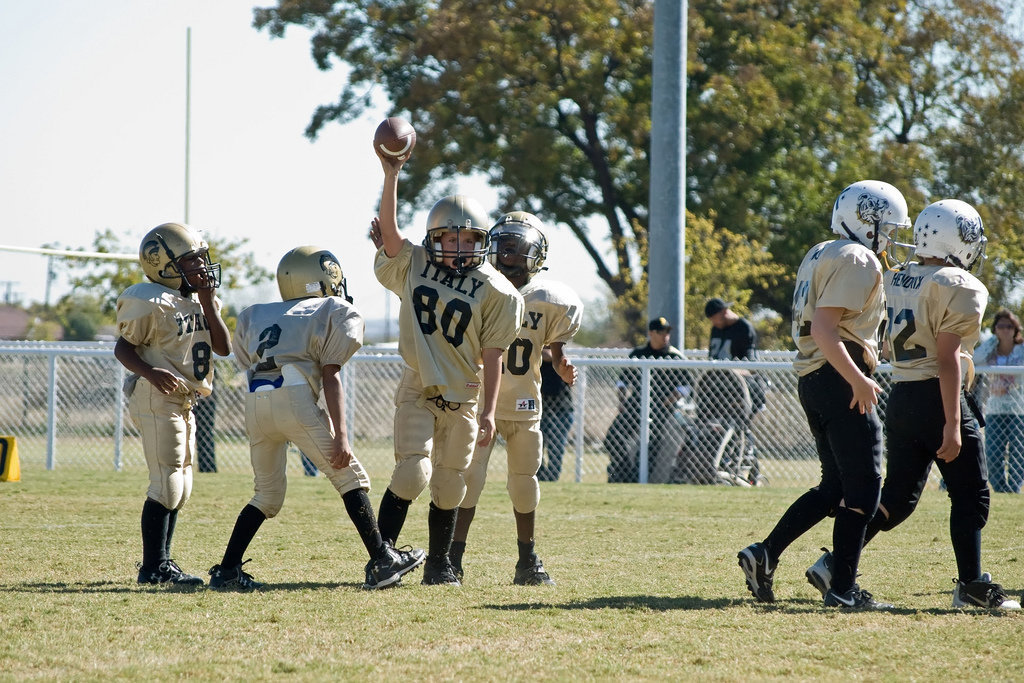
[[2, 471, 1024, 681]]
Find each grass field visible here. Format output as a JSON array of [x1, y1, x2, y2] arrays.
[[2, 471, 1024, 681]]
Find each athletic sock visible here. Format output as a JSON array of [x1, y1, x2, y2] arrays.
[[221, 504, 267, 569], [449, 541, 466, 569], [140, 498, 170, 569], [762, 488, 832, 562], [517, 539, 536, 566], [343, 488, 385, 558], [164, 508, 178, 561], [426, 503, 458, 563], [830, 506, 869, 593], [377, 488, 411, 546], [951, 527, 983, 582]]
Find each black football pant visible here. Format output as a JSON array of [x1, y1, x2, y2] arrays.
[[867, 379, 989, 582], [764, 362, 882, 593]]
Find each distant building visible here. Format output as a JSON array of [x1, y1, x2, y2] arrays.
[[0, 305, 30, 340]]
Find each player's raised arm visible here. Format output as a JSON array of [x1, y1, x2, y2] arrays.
[[197, 289, 231, 357], [374, 149, 408, 259]]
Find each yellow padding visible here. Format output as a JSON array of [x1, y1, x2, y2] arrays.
[[1, 436, 21, 482]]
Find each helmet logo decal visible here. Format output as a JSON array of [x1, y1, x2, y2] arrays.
[[142, 240, 163, 269], [856, 193, 889, 226], [957, 214, 983, 243], [320, 254, 342, 281]]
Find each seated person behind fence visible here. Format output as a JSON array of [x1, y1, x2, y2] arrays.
[[974, 308, 1024, 493], [605, 317, 691, 483]]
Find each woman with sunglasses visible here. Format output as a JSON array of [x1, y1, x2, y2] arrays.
[[975, 309, 1024, 493]]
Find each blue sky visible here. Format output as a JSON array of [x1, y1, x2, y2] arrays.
[[0, 0, 604, 320]]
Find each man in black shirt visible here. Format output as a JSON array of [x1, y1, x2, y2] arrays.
[[606, 317, 691, 482], [706, 298, 757, 361]]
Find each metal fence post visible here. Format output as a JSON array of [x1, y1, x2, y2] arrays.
[[638, 366, 651, 484], [574, 366, 587, 483], [46, 353, 57, 470]]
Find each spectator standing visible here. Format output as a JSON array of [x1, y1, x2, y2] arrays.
[[975, 309, 1024, 493], [706, 298, 758, 360], [706, 297, 767, 415]]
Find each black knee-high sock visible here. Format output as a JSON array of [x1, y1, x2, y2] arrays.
[[343, 488, 385, 559], [951, 526, 982, 582], [517, 539, 536, 566], [141, 498, 170, 569], [164, 508, 179, 560], [762, 489, 832, 562], [831, 507, 869, 594], [221, 504, 267, 569], [427, 503, 458, 563], [449, 541, 467, 568], [377, 488, 411, 546]]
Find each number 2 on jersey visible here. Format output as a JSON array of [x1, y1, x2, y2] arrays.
[[886, 307, 926, 362], [254, 324, 282, 371]]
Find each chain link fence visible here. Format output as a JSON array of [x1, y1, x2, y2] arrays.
[[2, 341, 1020, 488]]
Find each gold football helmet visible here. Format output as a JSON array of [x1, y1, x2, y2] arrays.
[[488, 211, 549, 280], [423, 194, 490, 275], [139, 222, 221, 291], [277, 246, 351, 301]]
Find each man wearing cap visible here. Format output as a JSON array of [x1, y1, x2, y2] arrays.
[[706, 298, 758, 361], [605, 317, 691, 483]]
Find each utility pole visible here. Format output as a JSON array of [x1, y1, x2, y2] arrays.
[[647, 1, 687, 342], [185, 26, 192, 223], [0, 281, 16, 305], [44, 256, 56, 309]]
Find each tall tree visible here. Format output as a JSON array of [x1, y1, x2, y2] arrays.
[[690, 0, 1024, 312], [255, 0, 1024, 332], [255, 0, 662, 333]]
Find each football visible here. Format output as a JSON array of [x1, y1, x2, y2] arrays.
[[373, 117, 417, 161]]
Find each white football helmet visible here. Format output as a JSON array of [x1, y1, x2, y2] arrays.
[[830, 180, 912, 255], [277, 246, 351, 301], [423, 195, 490, 275], [912, 199, 987, 271], [487, 211, 549, 281], [139, 222, 221, 291]]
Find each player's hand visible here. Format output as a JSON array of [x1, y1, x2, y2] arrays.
[[190, 271, 217, 291], [369, 217, 384, 249], [936, 422, 962, 463], [329, 434, 353, 469], [374, 147, 406, 173], [477, 414, 496, 447], [848, 375, 882, 414], [556, 356, 577, 387], [145, 367, 181, 395]]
